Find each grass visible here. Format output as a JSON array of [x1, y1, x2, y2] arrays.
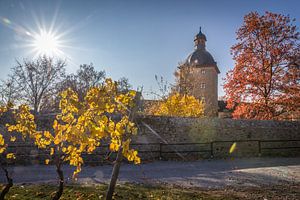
[[1, 183, 299, 200]]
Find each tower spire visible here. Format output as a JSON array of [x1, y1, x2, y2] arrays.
[[194, 27, 206, 49]]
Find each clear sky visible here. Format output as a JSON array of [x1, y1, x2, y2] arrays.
[[0, 0, 299, 99]]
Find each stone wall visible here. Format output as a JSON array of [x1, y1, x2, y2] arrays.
[[0, 114, 299, 164], [135, 116, 300, 142], [133, 116, 300, 158]]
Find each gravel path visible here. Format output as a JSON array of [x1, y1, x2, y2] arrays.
[[1, 157, 299, 188]]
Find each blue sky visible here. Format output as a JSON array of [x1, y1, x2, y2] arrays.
[[0, 0, 299, 98]]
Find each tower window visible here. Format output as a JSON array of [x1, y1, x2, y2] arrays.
[[201, 69, 205, 74], [200, 83, 206, 89]]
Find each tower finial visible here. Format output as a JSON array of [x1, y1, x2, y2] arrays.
[[199, 26, 202, 33]]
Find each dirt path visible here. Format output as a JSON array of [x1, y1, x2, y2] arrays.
[[1, 157, 299, 189]]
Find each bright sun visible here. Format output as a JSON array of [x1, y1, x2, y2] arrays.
[[32, 30, 60, 57]]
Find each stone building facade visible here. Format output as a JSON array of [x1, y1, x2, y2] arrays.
[[176, 28, 220, 116]]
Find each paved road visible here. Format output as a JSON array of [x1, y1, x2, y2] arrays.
[[1, 157, 299, 188]]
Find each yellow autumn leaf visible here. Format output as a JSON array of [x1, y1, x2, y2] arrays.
[[109, 142, 119, 152], [44, 131, 53, 139], [54, 136, 60, 145], [10, 136, 16, 142], [134, 156, 141, 164], [6, 153, 16, 159], [129, 90, 136, 97], [0, 134, 5, 146], [0, 147, 6, 154]]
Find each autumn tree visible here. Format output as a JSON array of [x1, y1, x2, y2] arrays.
[[58, 63, 105, 102], [146, 75, 173, 100], [58, 64, 131, 99], [85, 79, 140, 200], [8, 78, 140, 200], [174, 64, 198, 95], [8, 97, 88, 199], [0, 104, 18, 200], [0, 78, 20, 106], [117, 77, 132, 93], [11, 56, 66, 114], [146, 92, 205, 117], [145, 75, 204, 117], [224, 12, 300, 120]]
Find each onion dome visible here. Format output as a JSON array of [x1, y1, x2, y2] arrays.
[[183, 27, 220, 73]]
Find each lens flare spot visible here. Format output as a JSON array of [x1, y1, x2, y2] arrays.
[[1, 17, 11, 25], [229, 142, 237, 154]]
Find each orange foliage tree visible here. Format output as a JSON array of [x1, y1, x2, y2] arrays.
[[224, 12, 300, 120]]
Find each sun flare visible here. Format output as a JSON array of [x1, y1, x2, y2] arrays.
[[32, 30, 61, 57]]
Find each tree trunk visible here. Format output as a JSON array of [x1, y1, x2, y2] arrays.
[[105, 93, 140, 200], [33, 97, 39, 116], [0, 168, 13, 200], [52, 165, 64, 200], [105, 147, 123, 200]]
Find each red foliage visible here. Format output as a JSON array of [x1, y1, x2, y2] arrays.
[[224, 12, 300, 120]]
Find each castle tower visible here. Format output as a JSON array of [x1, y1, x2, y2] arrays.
[[176, 27, 220, 116]]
